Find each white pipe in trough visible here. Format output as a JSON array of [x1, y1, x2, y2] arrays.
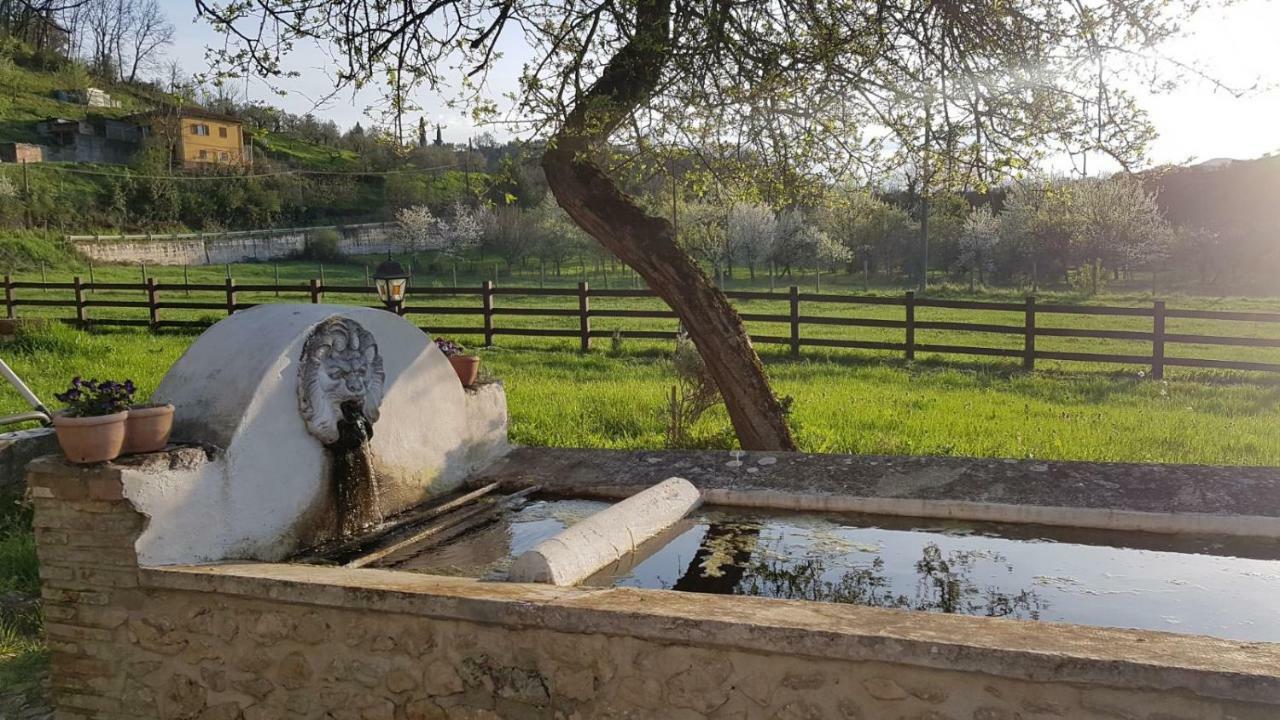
[[507, 477, 702, 585]]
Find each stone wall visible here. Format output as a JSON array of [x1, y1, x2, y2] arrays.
[[0, 428, 56, 492], [28, 452, 1280, 720], [70, 223, 401, 267]]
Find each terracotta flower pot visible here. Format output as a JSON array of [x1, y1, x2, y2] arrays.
[[123, 403, 175, 454], [448, 355, 480, 387], [53, 410, 128, 464]]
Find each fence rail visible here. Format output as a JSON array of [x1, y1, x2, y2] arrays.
[[4, 275, 1280, 377]]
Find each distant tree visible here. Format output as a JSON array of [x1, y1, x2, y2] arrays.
[[958, 207, 1000, 290], [769, 208, 817, 276], [728, 203, 776, 279], [526, 195, 590, 275], [814, 230, 852, 272], [1071, 177, 1171, 294], [677, 202, 731, 280], [997, 178, 1076, 289], [435, 202, 485, 260], [79, 0, 173, 83], [819, 191, 916, 279], [394, 205, 438, 253], [484, 205, 539, 269], [118, 0, 171, 83]]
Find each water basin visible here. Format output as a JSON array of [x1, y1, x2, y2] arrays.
[[382, 497, 1280, 643]]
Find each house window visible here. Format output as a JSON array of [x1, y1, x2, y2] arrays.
[[191, 124, 210, 136], [198, 150, 208, 159], [219, 151, 229, 161], [219, 127, 228, 138]]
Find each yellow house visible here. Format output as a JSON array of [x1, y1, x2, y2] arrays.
[[136, 107, 246, 169]]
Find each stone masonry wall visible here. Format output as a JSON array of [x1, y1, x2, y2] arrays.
[[70, 223, 399, 267], [28, 455, 1280, 720]]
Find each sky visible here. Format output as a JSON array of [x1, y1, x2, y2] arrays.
[[158, 0, 1280, 171]]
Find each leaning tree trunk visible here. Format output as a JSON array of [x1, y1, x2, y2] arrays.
[[541, 0, 794, 451]]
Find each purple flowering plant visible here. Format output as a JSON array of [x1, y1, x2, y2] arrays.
[[54, 377, 135, 417], [434, 337, 466, 357]]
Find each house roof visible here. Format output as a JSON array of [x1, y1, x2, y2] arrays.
[[130, 106, 242, 125]]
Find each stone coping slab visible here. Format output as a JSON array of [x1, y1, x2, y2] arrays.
[[472, 448, 1280, 537], [146, 561, 1280, 706]]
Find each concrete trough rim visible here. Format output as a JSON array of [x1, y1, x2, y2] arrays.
[[145, 561, 1280, 707], [522, 485, 1280, 540], [472, 447, 1280, 540]]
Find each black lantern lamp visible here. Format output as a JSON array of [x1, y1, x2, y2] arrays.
[[373, 255, 411, 314]]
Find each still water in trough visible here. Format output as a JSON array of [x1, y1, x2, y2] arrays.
[[385, 498, 1280, 643]]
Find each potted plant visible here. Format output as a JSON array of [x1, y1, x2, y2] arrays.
[[52, 377, 133, 464], [435, 337, 480, 386], [123, 401, 175, 454]]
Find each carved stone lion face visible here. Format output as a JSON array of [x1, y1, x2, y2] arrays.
[[298, 317, 386, 445]]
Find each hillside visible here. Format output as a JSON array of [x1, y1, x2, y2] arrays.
[[0, 53, 156, 143], [0, 49, 498, 241], [250, 131, 360, 170], [0, 54, 358, 173]]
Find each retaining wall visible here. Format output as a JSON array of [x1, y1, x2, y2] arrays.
[[69, 223, 402, 266]]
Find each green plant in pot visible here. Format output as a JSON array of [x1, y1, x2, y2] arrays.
[[52, 377, 133, 463], [435, 337, 480, 386]]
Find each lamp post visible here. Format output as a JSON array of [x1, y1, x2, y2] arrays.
[[372, 256, 411, 314]]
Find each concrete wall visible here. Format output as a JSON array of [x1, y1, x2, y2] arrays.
[[27, 452, 1280, 720], [43, 134, 138, 165], [70, 223, 401, 266]]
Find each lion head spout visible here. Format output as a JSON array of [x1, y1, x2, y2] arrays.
[[298, 317, 386, 445]]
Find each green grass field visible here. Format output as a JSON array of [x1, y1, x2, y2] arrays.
[[1, 292, 1277, 463], [5, 255, 1280, 373]]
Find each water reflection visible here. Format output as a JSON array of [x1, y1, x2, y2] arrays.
[[677, 523, 1045, 619], [389, 500, 1280, 643]]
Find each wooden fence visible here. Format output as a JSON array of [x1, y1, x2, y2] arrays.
[[5, 275, 1280, 378]]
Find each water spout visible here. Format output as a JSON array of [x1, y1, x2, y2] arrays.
[[326, 399, 383, 536]]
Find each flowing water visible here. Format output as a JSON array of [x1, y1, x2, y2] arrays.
[[326, 400, 383, 537], [387, 498, 1280, 643]]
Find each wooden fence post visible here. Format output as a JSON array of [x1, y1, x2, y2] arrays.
[[146, 278, 159, 329], [1023, 295, 1036, 371], [225, 278, 237, 315], [482, 280, 495, 347], [1152, 300, 1166, 380], [73, 276, 85, 326], [3, 275, 13, 319], [309, 278, 321, 304], [578, 281, 591, 352], [905, 291, 916, 362], [788, 285, 800, 357]]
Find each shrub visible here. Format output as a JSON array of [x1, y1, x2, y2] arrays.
[[661, 331, 723, 448], [298, 228, 344, 261]]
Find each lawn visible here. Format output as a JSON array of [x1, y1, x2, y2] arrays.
[[1, 316, 1277, 464]]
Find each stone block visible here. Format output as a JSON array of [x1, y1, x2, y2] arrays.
[[508, 477, 701, 585]]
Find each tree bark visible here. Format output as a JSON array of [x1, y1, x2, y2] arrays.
[[542, 0, 795, 451]]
